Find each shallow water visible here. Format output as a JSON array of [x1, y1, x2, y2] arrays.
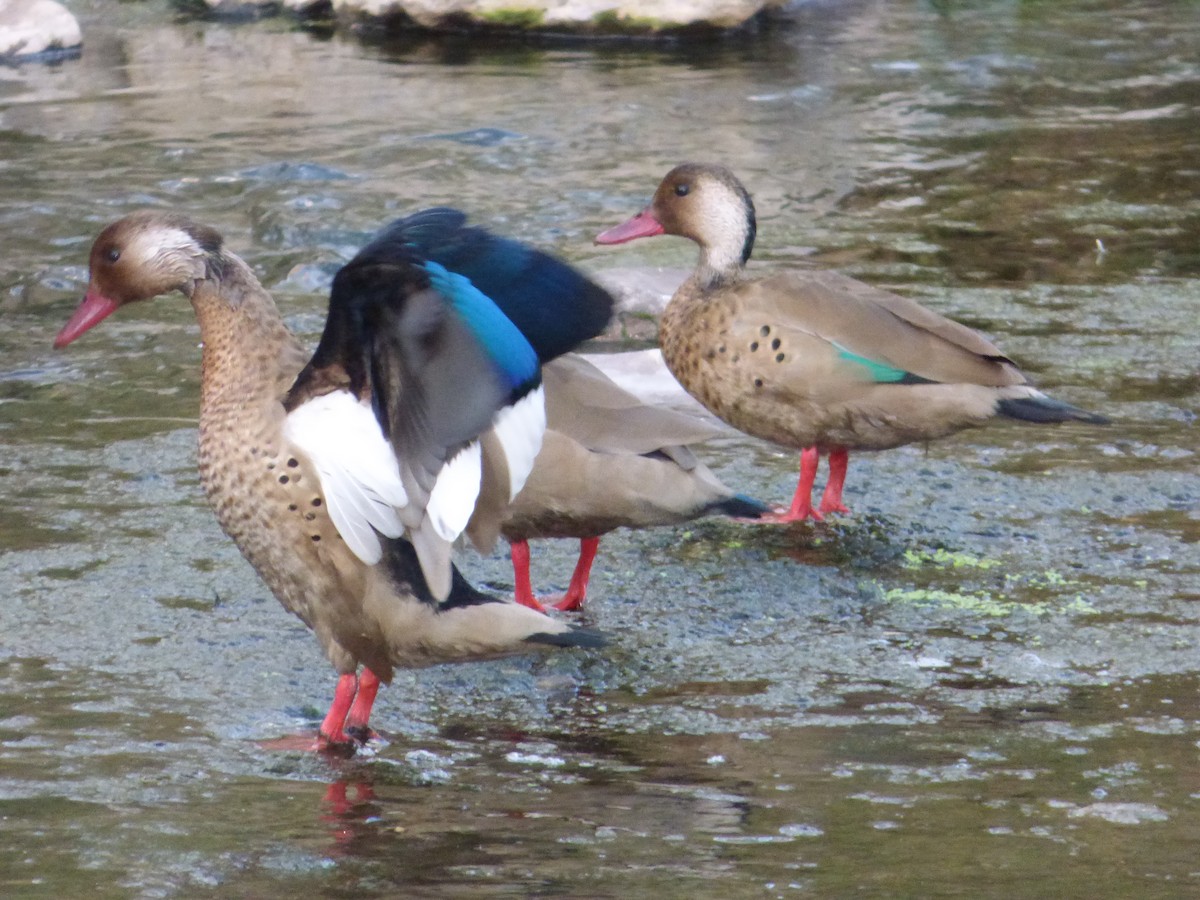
[[1, 0, 1198, 895]]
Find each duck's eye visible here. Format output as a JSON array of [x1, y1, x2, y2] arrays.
[[674, 183, 690, 197], [104, 247, 121, 264]]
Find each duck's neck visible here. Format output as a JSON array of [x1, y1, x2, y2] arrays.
[[693, 244, 746, 292], [691, 200, 754, 291], [185, 254, 305, 415]]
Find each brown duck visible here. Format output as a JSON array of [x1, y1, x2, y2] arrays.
[[596, 163, 1107, 521], [54, 210, 611, 751], [466, 353, 767, 612]]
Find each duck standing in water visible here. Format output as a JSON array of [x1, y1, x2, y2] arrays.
[[54, 210, 612, 751], [596, 163, 1107, 522]]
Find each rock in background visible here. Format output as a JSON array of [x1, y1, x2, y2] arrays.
[[0, 0, 82, 58], [326, 0, 777, 33], [205, 0, 784, 36]]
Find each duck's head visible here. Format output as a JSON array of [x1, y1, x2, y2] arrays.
[[54, 211, 223, 348], [595, 163, 757, 279]]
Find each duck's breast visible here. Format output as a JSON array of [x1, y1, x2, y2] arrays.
[[197, 396, 377, 666]]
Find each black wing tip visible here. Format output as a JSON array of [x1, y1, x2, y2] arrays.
[[712, 493, 773, 519], [997, 396, 1110, 425], [525, 626, 608, 651], [898, 372, 940, 386]]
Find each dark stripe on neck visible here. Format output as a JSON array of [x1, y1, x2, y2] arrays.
[[738, 181, 757, 264]]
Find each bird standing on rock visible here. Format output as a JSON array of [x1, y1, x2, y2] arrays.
[[54, 209, 613, 752], [596, 163, 1108, 522]]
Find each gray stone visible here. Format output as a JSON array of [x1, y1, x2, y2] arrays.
[[318, 0, 777, 33], [0, 0, 81, 58]]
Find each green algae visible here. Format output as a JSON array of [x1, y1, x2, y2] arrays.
[[902, 548, 1003, 571], [479, 8, 545, 28], [882, 585, 1097, 617]]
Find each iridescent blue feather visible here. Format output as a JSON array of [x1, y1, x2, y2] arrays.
[[375, 207, 615, 362], [422, 260, 539, 391]]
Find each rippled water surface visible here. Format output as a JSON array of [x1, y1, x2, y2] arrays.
[[2, 1, 1199, 896]]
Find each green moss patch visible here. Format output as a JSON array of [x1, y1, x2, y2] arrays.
[[480, 8, 546, 28]]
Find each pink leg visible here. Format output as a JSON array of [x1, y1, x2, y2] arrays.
[[344, 667, 381, 742], [553, 537, 599, 612], [762, 447, 823, 523], [817, 448, 851, 516], [318, 672, 358, 748], [510, 540, 549, 612]]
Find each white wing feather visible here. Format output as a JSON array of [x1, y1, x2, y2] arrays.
[[283, 392, 408, 565], [424, 440, 483, 542], [490, 386, 546, 502]]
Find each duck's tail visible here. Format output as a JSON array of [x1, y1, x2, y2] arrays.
[[707, 492, 773, 519], [418, 594, 607, 662], [525, 627, 607, 650], [997, 389, 1109, 425], [379, 539, 607, 663]]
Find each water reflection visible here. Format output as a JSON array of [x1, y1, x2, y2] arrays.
[[170, 671, 1200, 895]]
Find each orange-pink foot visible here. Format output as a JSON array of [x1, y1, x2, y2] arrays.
[[761, 447, 851, 523], [257, 733, 327, 753], [344, 668, 381, 744], [816, 448, 851, 516], [510, 539, 547, 611], [258, 670, 379, 755], [256, 732, 358, 756], [510, 537, 597, 612]]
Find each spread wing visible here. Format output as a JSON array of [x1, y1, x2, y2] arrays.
[[375, 207, 616, 362], [283, 241, 544, 601]]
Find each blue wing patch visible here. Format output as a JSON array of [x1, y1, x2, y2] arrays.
[[422, 260, 539, 392], [835, 344, 926, 384], [382, 208, 615, 362]]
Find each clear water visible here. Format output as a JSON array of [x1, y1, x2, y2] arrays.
[[1, 1, 1198, 895]]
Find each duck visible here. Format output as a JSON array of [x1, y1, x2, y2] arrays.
[[466, 352, 768, 613], [54, 209, 614, 751], [595, 163, 1108, 522]]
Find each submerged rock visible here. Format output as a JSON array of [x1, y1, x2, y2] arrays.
[[199, 0, 781, 36], [288, 0, 780, 35], [0, 0, 82, 59]]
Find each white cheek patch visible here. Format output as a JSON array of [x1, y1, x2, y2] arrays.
[[490, 386, 546, 501], [130, 227, 196, 267], [424, 440, 483, 542], [701, 185, 753, 272], [283, 391, 408, 565]]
